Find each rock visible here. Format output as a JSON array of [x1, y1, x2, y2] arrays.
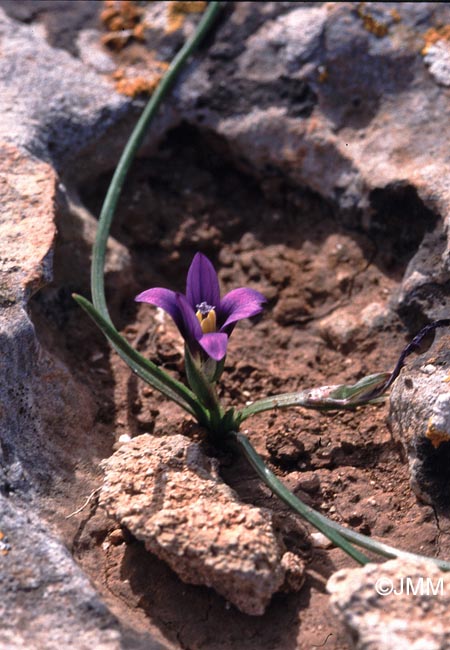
[[76, 29, 117, 74], [424, 40, 450, 87], [0, 6, 129, 168], [360, 302, 390, 330], [2, 0, 450, 644], [0, 142, 125, 648], [55, 183, 134, 309], [311, 532, 334, 550], [0, 496, 121, 650], [389, 335, 450, 506], [0, 8, 149, 645], [0, 143, 56, 303], [173, 1, 450, 324], [317, 308, 361, 351], [328, 558, 450, 650], [99, 433, 305, 616]]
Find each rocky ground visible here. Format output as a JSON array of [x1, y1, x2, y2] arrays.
[[2, 2, 450, 649]]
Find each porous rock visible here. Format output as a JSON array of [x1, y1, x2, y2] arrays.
[[328, 559, 450, 650], [0, 7, 129, 167], [389, 335, 450, 506], [99, 433, 305, 616]]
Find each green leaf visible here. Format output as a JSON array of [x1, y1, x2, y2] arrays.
[[328, 372, 391, 401], [90, 1, 224, 323], [232, 431, 450, 571], [73, 294, 207, 422], [231, 432, 370, 565], [239, 372, 392, 421]]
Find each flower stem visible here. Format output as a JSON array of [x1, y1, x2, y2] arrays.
[[79, 2, 223, 420], [91, 1, 224, 321], [74, 294, 206, 419]]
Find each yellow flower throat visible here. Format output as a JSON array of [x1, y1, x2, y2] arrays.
[[196, 308, 216, 334]]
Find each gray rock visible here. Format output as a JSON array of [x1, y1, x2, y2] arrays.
[[389, 337, 450, 506], [0, 10, 153, 641], [0, 141, 127, 647], [0, 496, 121, 650], [424, 41, 450, 87], [2, 0, 450, 644], [173, 1, 450, 324], [328, 559, 450, 650], [0, 8, 129, 167]]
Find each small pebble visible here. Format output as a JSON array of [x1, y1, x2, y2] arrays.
[[109, 528, 125, 546], [311, 532, 333, 549]]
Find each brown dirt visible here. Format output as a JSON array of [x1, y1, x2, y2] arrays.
[[30, 124, 450, 650]]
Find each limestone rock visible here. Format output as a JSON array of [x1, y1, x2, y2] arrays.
[[2, 0, 450, 644], [99, 433, 305, 616], [0, 142, 124, 648], [173, 1, 450, 324], [0, 7, 139, 641], [328, 559, 450, 650], [0, 143, 56, 303], [0, 496, 121, 650], [389, 335, 450, 506], [0, 6, 127, 166]]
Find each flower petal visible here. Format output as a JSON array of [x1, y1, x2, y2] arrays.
[[135, 288, 184, 332], [199, 332, 228, 361], [176, 292, 203, 345], [219, 287, 266, 332], [186, 253, 221, 310]]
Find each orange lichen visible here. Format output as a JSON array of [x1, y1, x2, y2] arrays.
[[422, 25, 450, 55], [100, 0, 146, 51], [112, 59, 170, 97], [100, 0, 143, 31], [426, 418, 450, 448], [357, 3, 389, 38], [115, 75, 162, 97], [0, 530, 9, 556], [167, 1, 207, 34], [390, 9, 401, 24]]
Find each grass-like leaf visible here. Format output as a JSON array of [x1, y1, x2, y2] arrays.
[[233, 431, 450, 571], [239, 372, 391, 421]]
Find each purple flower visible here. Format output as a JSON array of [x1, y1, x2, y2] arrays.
[[135, 253, 266, 361]]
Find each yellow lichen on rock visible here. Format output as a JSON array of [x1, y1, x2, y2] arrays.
[[100, 0, 143, 31], [357, 3, 389, 38], [100, 0, 146, 51], [112, 58, 170, 97], [426, 417, 450, 448], [422, 25, 450, 56]]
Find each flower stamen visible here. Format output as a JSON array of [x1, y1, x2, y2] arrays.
[[196, 302, 217, 334], [196, 301, 214, 315]]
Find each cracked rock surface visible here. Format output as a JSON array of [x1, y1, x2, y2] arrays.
[[99, 433, 305, 616]]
